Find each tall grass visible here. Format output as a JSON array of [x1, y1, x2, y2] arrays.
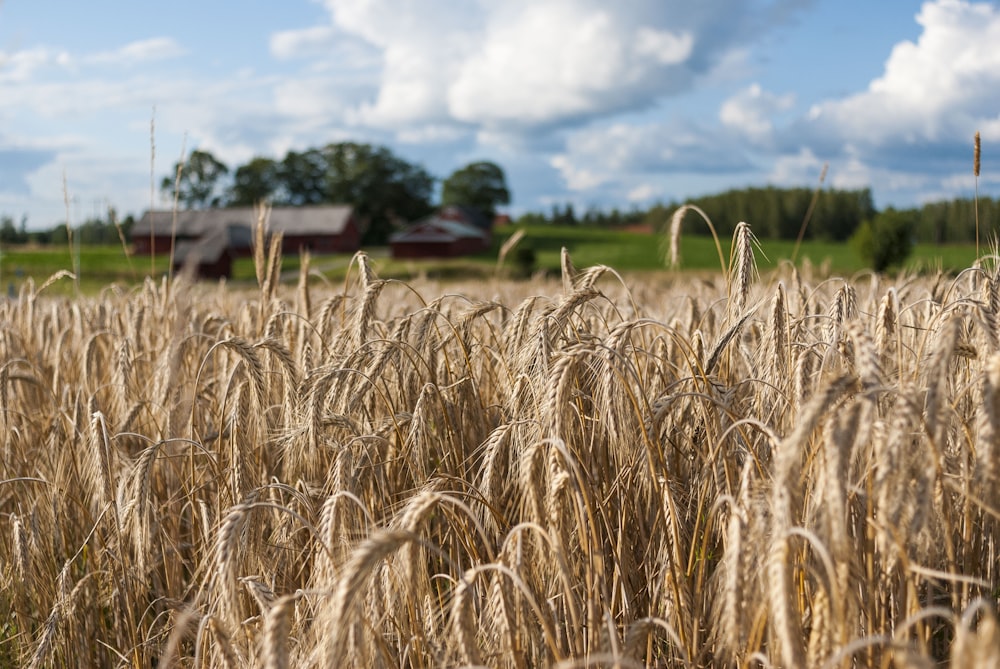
[[1, 225, 999, 667]]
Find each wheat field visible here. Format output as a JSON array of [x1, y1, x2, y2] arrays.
[[2, 224, 1000, 667]]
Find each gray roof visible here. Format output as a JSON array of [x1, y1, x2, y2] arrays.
[[133, 205, 356, 238], [173, 225, 230, 265], [438, 204, 491, 230], [389, 216, 488, 244]]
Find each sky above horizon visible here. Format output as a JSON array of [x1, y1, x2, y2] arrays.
[[1, 0, 998, 229]]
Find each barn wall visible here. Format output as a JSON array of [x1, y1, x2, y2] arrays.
[[134, 236, 177, 255], [172, 253, 233, 279]]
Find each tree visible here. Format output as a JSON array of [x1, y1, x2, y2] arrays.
[[318, 142, 434, 244], [851, 208, 915, 272], [515, 211, 548, 227], [280, 149, 328, 206], [268, 143, 434, 243], [0, 216, 21, 244], [440, 161, 511, 220], [228, 157, 282, 206], [161, 149, 230, 209], [551, 202, 577, 226]]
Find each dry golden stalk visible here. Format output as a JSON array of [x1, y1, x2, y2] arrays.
[[263, 593, 300, 669]]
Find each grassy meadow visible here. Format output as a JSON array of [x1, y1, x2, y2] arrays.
[[0, 223, 982, 294], [2, 221, 1000, 667]]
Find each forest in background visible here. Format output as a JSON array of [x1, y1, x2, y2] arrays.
[[519, 186, 1000, 245], [2, 183, 997, 248]]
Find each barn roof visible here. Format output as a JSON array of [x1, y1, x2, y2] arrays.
[[133, 205, 356, 238], [173, 225, 231, 266], [437, 204, 491, 231], [389, 216, 489, 244]]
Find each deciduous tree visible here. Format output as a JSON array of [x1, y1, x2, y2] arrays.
[[441, 161, 511, 220], [161, 149, 230, 209], [228, 157, 282, 206]]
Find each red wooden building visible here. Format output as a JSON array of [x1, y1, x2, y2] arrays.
[[389, 215, 491, 258], [133, 205, 362, 262], [389, 205, 495, 259]]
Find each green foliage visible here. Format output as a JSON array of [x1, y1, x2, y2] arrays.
[[441, 161, 510, 219], [667, 185, 875, 241], [319, 142, 435, 244], [75, 215, 132, 245], [513, 246, 537, 278], [851, 208, 916, 272], [161, 149, 230, 209], [0, 215, 28, 244], [551, 202, 578, 226], [230, 143, 435, 244], [158, 143, 436, 244], [280, 148, 329, 205], [908, 196, 1000, 243], [515, 211, 548, 226], [228, 156, 282, 205], [514, 187, 874, 240]]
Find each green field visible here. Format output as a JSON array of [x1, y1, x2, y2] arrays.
[[0, 225, 981, 294], [496, 224, 980, 275]]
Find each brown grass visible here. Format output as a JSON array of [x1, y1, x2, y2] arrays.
[[1, 225, 999, 666]]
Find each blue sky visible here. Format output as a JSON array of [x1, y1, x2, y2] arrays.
[[1, 0, 997, 229]]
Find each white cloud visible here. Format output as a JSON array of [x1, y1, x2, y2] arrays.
[[551, 120, 755, 198], [768, 146, 939, 207], [295, 0, 806, 135], [448, 5, 693, 128], [635, 27, 695, 65], [320, 0, 478, 128], [273, 78, 350, 121], [0, 47, 71, 83], [396, 124, 468, 145], [1, 37, 181, 85], [270, 26, 337, 60], [87, 37, 185, 66], [802, 0, 1000, 149], [550, 154, 608, 190], [0, 143, 58, 195], [720, 83, 794, 142], [627, 183, 659, 202], [767, 146, 824, 185]]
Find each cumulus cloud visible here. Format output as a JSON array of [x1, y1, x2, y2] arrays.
[[318, 0, 480, 128], [301, 0, 810, 134], [720, 83, 795, 142], [551, 120, 754, 194], [447, 5, 694, 128], [795, 0, 1000, 163], [0, 146, 57, 195]]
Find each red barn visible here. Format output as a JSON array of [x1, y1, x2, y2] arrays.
[[268, 205, 361, 253], [389, 215, 490, 258], [171, 225, 241, 279], [133, 205, 362, 259]]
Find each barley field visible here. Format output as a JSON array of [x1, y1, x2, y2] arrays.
[[2, 224, 1000, 667]]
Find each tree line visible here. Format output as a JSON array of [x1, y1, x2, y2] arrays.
[[516, 186, 879, 242], [907, 197, 1000, 244], [513, 186, 1000, 248], [160, 144, 510, 244], [0, 142, 512, 247], [1, 211, 136, 246], [4, 157, 999, 249]]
